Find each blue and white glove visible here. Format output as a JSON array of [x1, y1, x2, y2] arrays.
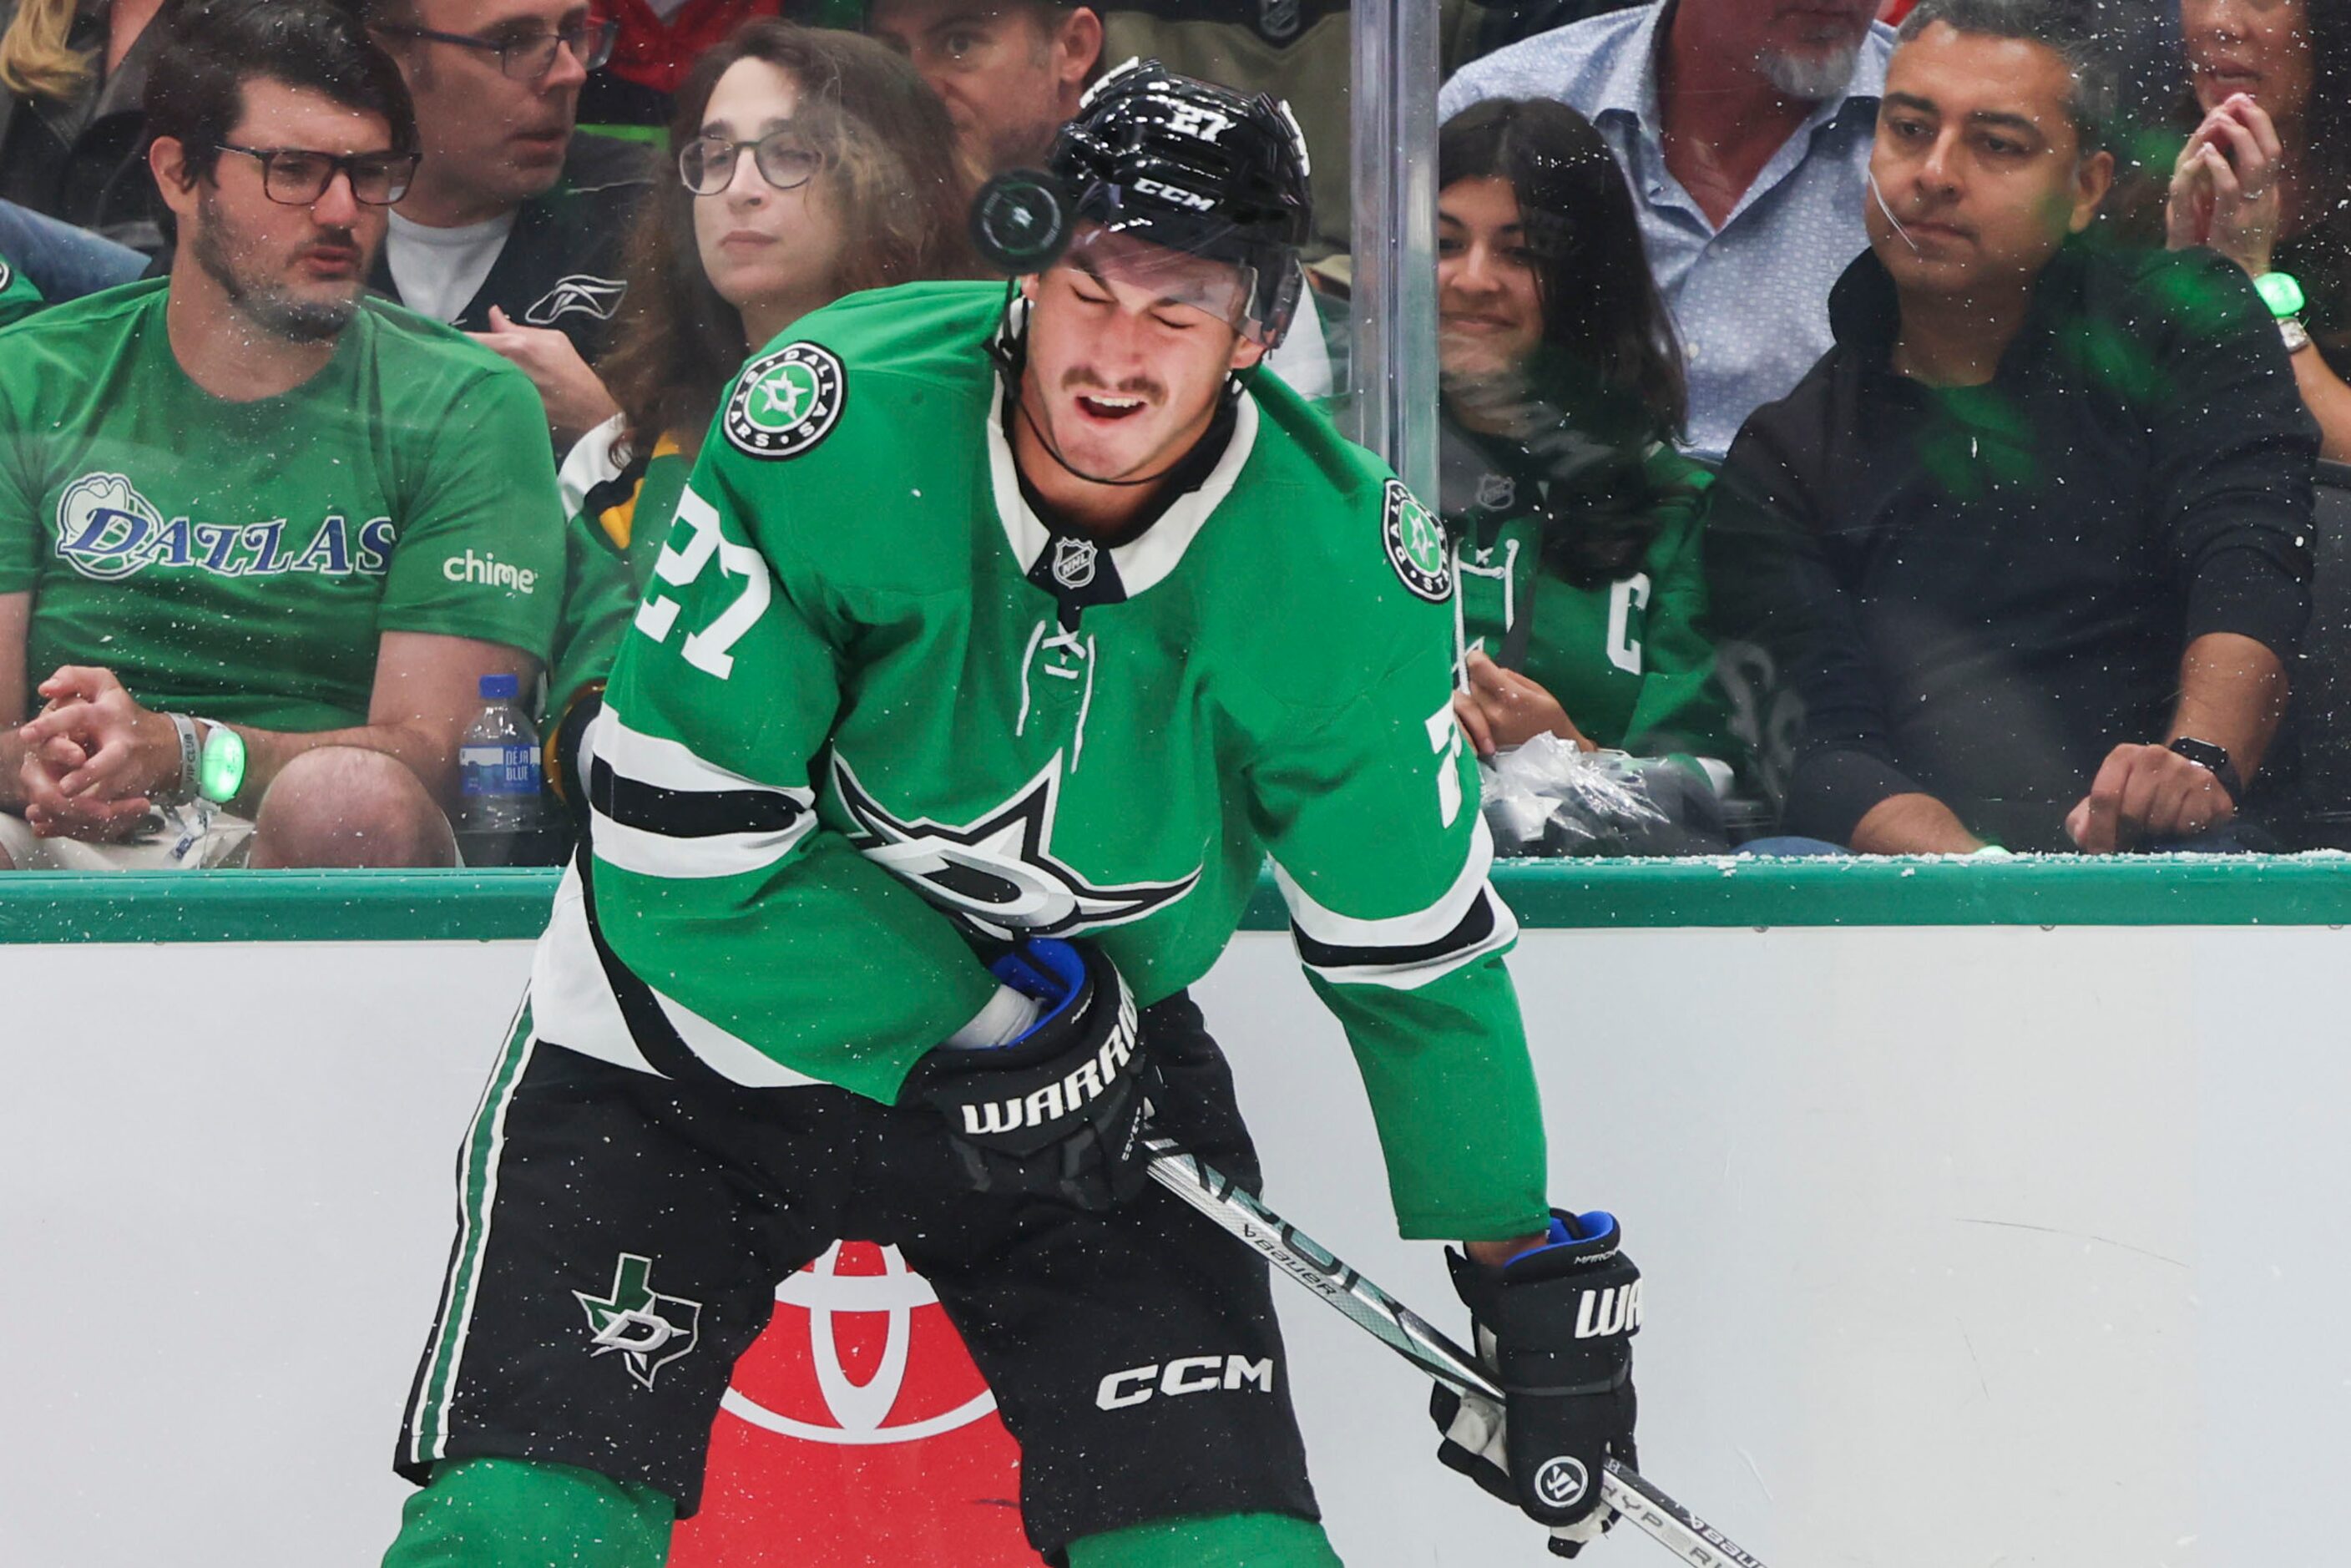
[[901, 938, 1153, 1211], [1431, 1210, 1641, 1558]]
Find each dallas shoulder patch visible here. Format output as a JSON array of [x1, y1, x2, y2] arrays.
[[724, 341, 847, 461], [1381, 478, 1451, 602]]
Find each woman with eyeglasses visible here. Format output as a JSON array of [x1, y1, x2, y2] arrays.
[[1435, 97, 1738, 854], [543, 19, 973, 807]]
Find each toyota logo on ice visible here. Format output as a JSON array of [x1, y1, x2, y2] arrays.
[[719, 1242, 999, 1445]]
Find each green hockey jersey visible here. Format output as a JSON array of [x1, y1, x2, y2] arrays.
[[1443, 415, 1728, 760], [529, 281, 1547, 1240]]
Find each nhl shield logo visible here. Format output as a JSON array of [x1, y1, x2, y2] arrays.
[[1475, 471, 1516, 512], [1049, 534, 1100, 589], [576, 1253, 703, 1389], [1258, 0, 1302, 41], [1381, 478, 1452, 603], [725, 341, 847, 461]]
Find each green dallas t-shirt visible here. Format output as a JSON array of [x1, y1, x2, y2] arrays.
[[0, 280, 564, 731]]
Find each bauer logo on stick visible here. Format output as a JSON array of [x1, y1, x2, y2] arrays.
[[725, 341, 846, 461], [1382, 478, 1452, 602]]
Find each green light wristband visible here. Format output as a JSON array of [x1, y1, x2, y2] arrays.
[[2256, 271, 2307, 320], [196, 721, 246, 806]]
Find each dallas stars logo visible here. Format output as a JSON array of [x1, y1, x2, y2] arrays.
[[832, 753, 1200, 941], [1382, 478, 1452, 603], [575, 1254, 703, 1390], [724, 341, 846, 461]]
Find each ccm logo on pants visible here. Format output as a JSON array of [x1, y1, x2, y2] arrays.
[[1096, 1354, 1277, 1410]]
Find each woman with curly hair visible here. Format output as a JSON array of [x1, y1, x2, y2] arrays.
[[545, 19, 973, 802]]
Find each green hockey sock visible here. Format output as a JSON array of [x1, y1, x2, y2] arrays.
[[1065, 1511, 1345, 1568], [381, 1458, 675, 1568]]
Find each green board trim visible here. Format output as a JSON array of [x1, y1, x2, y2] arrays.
[[3, 855, 2351, 943]]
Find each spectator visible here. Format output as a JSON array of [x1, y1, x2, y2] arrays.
[[2155, 0, 2351, 460], [1434, 98, 1734, 843], [1706, 0, 2316, 856], [1440, 0, 1893, 460], [0, 0, 170, 254], [0, 243, 39, 323], [0, 0, 564, 871], [544, 19, 971, 802], [354, 0, 653, 447], [865, 0, 1100, 180], [578, 0, 788, 126]]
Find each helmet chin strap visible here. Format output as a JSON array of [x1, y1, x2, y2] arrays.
[[991, 284, 1242, 492]]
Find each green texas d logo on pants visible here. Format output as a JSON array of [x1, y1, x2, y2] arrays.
[[575, 1254, 702, 1389], [53, 473, 392, 582]]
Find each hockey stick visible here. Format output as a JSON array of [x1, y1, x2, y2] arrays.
[[1142, 1137, 1771, 1568]]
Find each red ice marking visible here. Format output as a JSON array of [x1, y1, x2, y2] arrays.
[[668, 1240, 1045, 1568]]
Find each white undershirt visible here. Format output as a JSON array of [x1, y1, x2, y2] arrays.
[[385, 210, 518, 324]]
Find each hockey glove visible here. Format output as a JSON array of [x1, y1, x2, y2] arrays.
[[902, 939, 1153, 1211], [1431, 1210, 1640, 1559]]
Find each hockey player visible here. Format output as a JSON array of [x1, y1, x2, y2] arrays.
[[387, 61, 1639, 1567]]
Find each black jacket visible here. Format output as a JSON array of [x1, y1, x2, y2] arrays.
[[0, 0, 167, 254], [1709, 243, 2318, 851], [367, 132, 650, 362]]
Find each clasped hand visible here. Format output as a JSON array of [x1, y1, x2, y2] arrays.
[[13, 666, 178, 840], [2166, 93, 2283, 278]]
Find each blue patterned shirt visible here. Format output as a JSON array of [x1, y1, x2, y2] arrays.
[[1441, 4, 1897, 460]]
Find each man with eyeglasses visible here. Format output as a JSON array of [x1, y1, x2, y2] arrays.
[[355, 0, 653, 447], [0, 0, 564, 870]]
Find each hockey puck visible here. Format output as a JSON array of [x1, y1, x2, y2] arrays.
[[970, 169, 1071, 275]]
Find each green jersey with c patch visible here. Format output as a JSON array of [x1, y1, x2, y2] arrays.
[[529, 281, 1550, 1242], [0, 281, 564, 730]]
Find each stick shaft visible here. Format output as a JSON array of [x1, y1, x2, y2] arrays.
[[1142, 1141, 1771, 1568]]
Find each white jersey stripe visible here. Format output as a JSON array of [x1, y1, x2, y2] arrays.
[[1272, 812, 1499, 950], [1294, 886, 1520, 990], [589, 805, 815, 880], [594, 704, 811, 805]]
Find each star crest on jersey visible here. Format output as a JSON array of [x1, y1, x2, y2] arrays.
[[1382, 478, 1451, 602], [574, 1254, 702, 1389], [832, 752, 1201, 941], [725, 341, 846, 461]]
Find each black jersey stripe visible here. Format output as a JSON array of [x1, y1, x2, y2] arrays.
[[1290, 885, 1499, 974], [589, 755, 806, 839]]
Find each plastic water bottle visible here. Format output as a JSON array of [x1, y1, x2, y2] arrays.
[[457, 674, 546, 836]]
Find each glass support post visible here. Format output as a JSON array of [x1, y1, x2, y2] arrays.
[[1347, 0, 1441, 503]]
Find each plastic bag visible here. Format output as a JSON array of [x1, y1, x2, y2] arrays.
[[1479, 734, 1730, 857]]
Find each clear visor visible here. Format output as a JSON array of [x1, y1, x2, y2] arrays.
[[1049, 216, 1274, 344]]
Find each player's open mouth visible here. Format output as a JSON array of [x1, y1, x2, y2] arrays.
[[1075, 395, 1147, 421]]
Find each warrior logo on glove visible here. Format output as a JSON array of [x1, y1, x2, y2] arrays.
[[1533, 1455, 1590, 1510]]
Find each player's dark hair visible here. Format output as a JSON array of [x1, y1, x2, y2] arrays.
[[142, 0, 418, 191], [1437, 97, 1693, 589], [599, 20, 977, 460], [1898, 0, 2121, 151]]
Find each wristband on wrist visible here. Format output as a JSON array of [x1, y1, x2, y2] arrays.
[[2257, 271, 2307, 319], [164, 713, 201, 805]]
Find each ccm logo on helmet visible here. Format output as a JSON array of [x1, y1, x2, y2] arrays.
[[1097, 1353, 1276, 1410], [959, 994, 1140, 1136], [1576, 1282, 1642, 1338], [1131, 176, 1216, 212]]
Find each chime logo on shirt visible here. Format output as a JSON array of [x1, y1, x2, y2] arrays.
[[53, 473, 392, 584]]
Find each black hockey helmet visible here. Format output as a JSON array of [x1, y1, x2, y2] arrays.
[[1043, 58, 1314, 347]]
